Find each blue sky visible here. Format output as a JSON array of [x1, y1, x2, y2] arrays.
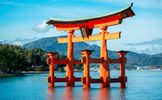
[[0, 0, 162, 51]]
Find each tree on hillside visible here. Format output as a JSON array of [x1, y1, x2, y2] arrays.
[[0, 46, 26, 73], [25, 48, 48, 71]]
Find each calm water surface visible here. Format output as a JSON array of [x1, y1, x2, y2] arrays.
[[0, 70, 162, 100]]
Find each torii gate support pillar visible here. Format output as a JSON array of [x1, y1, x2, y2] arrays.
[[117, 51, 128, 88], [81, 50, 93, 88], [47, 52, 56, 88]]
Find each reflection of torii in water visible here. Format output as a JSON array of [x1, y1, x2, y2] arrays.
[[46, 3, 135, 88]]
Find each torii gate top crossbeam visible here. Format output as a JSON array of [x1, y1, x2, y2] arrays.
[[47, 3, 135, 31]]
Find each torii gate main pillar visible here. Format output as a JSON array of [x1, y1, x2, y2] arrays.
[[65, 30, 75, 86], [100, 26, 110, 88]]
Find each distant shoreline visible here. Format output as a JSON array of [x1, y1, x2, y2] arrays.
[[0, 71, 49, 77], [0, 73, 24, 77], [22, 71, 49, 74], [1, 69, 162, 77]]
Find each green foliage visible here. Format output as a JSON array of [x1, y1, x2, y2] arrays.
[[0, 44, 49, 73], [0, 44, 26, 73], [0, 44, 70, 73]]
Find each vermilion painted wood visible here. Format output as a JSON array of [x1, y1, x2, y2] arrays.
[[46, 3, 134, 88], [58, 32, 121, 43], [47, 52, 56, 88], [47, 3, 135, 30], [81, 50, 93, 88]]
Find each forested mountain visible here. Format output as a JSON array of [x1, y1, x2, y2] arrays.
[[0, 36, 162, 74], [24, 36, 162, 68]]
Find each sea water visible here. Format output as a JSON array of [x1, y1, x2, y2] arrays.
[[0, 70, 162, 100]]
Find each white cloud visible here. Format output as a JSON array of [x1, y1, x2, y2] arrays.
[[33, 21, 51, 34], [125, 38, 162, 54]]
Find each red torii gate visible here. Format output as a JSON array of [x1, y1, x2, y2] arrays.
[[46, 3, 135, 88]]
